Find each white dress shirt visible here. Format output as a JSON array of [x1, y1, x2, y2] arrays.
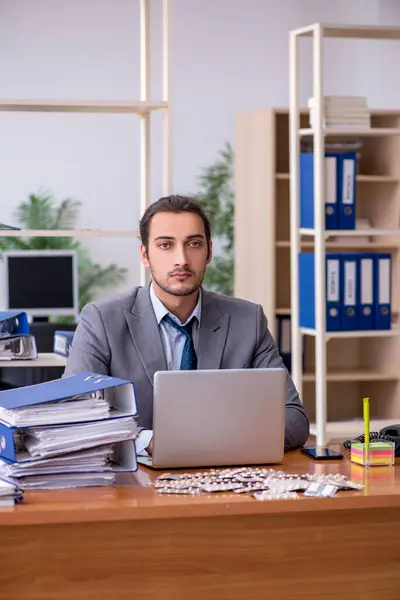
[[135, 284, 202, 454]]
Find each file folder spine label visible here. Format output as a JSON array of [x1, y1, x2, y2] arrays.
[[374, 253, 391, 330], [325, 156, 337, 229], [327, 259, 340, 302], [342, 254, 357, 330], [338, 153, 356, 229], [359, 255, 374, 330], [342, 158, 355, 205], [326, 256, 341, 330]]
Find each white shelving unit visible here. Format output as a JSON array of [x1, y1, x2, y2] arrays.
[[289, 22, 400, 446], [0, 0, 172, 288]]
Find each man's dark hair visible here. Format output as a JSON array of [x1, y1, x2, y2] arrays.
[[139, 194, 212, 254]]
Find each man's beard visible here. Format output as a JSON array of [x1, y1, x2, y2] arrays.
[[151, 270, 203, 297]]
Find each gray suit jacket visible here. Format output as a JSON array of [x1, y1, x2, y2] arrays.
[[64, 285, 309, 450]]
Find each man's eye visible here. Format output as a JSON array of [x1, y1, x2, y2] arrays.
[[159, 243, 171, 249], [189, 241, 201, 247]]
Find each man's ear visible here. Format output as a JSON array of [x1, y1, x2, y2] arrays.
[[207, 240, 213, 264], [140, 243, 150, 268]]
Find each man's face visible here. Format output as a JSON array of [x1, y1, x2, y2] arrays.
[[140, 211, 212, 297]]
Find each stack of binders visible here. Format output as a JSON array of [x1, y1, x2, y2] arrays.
[[0, 372, 139, 489], [300, 149, 357, 230], [0, 311, 37, 360], [299, 252, 392, 332]]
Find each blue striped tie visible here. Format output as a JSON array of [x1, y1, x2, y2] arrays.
[[164, 315, 197, 370]]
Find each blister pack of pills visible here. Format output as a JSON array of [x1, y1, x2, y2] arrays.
[[151, 467, 364, 500]]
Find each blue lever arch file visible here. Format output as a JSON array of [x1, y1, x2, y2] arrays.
[[300, 152, 339, 229], [0, 439, 138, 475], [341, 253, 358, 330], [299, 252, 342, 331], [0, 371, 137, 427], [53, 330, 74, 357], [0, 311, 29, 338], [358, 253, 375, 330], [374, 253, 392, 330]]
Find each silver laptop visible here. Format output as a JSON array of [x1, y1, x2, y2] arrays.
[[137, 368, 286, 469]]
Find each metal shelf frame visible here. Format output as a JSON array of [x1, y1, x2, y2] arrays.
[[289, 22, 400, 446], [0, 0, 172, 288]]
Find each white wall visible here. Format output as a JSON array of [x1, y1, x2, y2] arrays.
[[0, 0, 399, 301]]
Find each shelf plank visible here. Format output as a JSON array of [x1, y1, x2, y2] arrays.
[[303, 369, 398, 382], [0, 229, 140, 238], [275, 107, 400, 117], [277, 309, 399, 322], [300, 127, 400, 137], [309, 419, 400, 441], [300, 227, 400, 238], [276, 240, 399, 250], [276, 172, 399, 184], [0, 100, 168, 115], [300, 325, 400, 339], [294, 24, 400, 40]]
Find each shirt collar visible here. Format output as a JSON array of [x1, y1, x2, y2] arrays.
[[150, 283, 202, 326]]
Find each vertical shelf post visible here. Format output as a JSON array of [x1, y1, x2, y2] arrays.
[[312, 24, 328, 446], [162, 0, 172, 196], [289, 31, 303, 403], [140, 0, 151, 286]]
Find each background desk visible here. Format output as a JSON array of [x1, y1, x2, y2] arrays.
[[0, 450, 399, 600], [0, 320, 74, 389], [0, 352, 67, 389], [0, 353, 67, 369]]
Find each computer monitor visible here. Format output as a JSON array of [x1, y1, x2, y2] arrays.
[[1, 250, 79, 319]]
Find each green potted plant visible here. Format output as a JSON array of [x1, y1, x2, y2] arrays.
[[195, 142, 234, 296]]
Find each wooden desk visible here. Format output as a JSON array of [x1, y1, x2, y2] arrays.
[[1, 449, 400, 600]]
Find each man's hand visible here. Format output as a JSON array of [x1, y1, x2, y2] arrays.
[[146, 437, 153, 455]]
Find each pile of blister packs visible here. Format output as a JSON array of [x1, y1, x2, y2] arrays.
[[151, 467, 364, 500]]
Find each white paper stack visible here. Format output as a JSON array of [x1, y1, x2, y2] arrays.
[[0, 391, 110, 427], [0, 477, 23, 506], [0, 439, 137, 490], [308, 96, 371, 129], [15, 417, 137, 461]]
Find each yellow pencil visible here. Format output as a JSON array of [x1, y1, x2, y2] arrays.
[[363, 397, 370, 464]]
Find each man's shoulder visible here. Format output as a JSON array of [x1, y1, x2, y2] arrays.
[[204, 289, 262, 315], [83, 286, 142, 315]]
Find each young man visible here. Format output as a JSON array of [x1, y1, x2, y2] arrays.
[[64, 195, 309, 453]]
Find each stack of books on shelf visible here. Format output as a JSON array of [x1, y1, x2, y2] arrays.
[[308, 95, 371, 129], [299, 252, 392, 332], [0, 372, 139, 490], [0, 311, 37, 360]]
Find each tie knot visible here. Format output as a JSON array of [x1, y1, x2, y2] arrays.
[[164, 314, 195, 340]]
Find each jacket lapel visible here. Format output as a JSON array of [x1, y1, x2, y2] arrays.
[[197, 289, 230, 370], [124, 285, 167, 385]]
